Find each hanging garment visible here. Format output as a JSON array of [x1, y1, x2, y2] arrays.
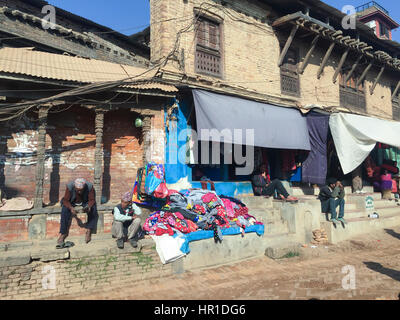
[[302, 111, 330, 185], [329, 113, 400, 175], [380, 174, 393, 191], [281, 150, 296, 173]]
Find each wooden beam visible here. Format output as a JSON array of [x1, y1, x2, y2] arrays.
[[370, 66, 385, 95], [278, 24, 299, 67], [93, 109, 106, 205], [392, 81, 400, 100], [356, 62, 373, 87], [344, 55, 363, 84], [333, 48, 350, 84], [317, 42, 335, 79], [33, 106, 50, 209], [299, 35, 320, 74]]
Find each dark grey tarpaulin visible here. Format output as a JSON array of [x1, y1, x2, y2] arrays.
[[192, 90, 311, 150], [301, 111, 330, 185]]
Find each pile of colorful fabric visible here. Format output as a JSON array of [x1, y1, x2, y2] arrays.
[[131, 162, 168, 206], [143, 189, 264, 264]]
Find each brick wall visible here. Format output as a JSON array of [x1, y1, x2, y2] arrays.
[[150, 0, 396, 120], [0, 247, 173, 300], [0, 106, 155, 204], [0, 217, 29, 242]]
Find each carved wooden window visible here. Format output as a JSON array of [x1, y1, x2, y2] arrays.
[[392, 85, 400, 121], [339, 71, 366, 112], [195, 17, 222, 77], [280, 48, 300, 97]]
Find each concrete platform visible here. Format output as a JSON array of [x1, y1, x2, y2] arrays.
[[321, 213, 400, 244]]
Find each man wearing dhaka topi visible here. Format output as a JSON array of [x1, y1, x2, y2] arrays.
[[56, 178, 98, 249]]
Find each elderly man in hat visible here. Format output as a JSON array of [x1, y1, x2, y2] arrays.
[[112, 191, 142, 249], [318, 177, 347, 225], [56, 178, 98, 249]]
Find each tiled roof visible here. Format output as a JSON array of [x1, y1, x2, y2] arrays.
[[0, 47, 177, 92]]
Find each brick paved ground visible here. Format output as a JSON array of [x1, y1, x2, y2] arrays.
[[57, 227, 400, 300]]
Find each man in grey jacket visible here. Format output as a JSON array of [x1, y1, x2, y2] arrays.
[[318, 177, 347, 225], [112, 192, 142, 249]]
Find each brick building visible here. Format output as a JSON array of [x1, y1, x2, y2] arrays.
[[145, 0, 400, 194], [0, 1, 177, 242]]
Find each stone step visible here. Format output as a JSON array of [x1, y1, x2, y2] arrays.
[[346, 192, 382, 202], [236, 195, 273, 209], [373, 199, 400, 209], [250, 208, 284, 224], [291, 186, 374, 196], [321, 213, 400, 244], [320, 205, 400, 222], [263, 219, 290, 235]]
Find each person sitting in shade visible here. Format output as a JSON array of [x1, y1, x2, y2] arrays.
[[251, 164, 299, 202], [319, 177, 347, 225], [112, 191, 142, 249], [56, 178, 98, 249]]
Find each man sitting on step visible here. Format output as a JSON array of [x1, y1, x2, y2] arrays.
[[251, 164, 298, 202], [112, 191, 142, 249], [57, 178, 98, 249], [319, 177, 347, 225]]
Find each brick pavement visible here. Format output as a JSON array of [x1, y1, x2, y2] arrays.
[[55, 227, 400, 300]]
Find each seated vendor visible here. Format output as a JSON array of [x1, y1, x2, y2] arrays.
[[112, 192, 142, 249], [251, 164, 298, 202], [318, 177, 347, 225]]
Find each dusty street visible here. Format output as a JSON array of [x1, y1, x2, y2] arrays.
[[58, 227, 400, 300]]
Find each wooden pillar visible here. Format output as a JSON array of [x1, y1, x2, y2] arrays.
[[278, 24, 299, 67], [34, 106, 50, 209], [317, 42, 335, 79], [142, 115, 153, 166], [94, 109, 106, 205], [332, 48, 350, 84], [370, 66, 385, 95]]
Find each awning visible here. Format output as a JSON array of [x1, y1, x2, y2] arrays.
[[192, 90, 311, 151], [330, 113, 400, 175]]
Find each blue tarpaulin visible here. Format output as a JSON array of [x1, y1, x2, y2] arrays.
[[175, 224, 265, 254]]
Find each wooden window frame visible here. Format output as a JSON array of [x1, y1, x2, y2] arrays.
[[339, 69, 366, 113], [194, 14, 224, 78], [280, 46, 300, 97]]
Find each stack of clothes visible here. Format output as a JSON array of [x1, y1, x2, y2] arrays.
[[143, 189, 265, 263]]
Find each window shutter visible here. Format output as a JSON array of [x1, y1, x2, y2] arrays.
[[195, 17, 222, 77]]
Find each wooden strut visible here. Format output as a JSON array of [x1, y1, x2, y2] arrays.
[[356, 62, 373, 87], [94, 109, 105, 205], [33, 106, 50, 209], [344, 55, 363, 84], [333, 48, 350, 84], [278, 24, 299, 67], [370, 66, 385, 95], [392, 81, 400, 101], [299, 35, 320, 74], [317, 42, 335, 79]]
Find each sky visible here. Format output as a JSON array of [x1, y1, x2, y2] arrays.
[[47, 0, 400, 42]]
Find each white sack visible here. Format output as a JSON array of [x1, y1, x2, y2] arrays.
[[151, 234, 186, 264]]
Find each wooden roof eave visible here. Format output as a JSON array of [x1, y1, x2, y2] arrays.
[[273, 12, 400, 74]]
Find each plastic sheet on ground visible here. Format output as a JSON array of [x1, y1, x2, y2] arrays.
[[177, 224, 265, 254]]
